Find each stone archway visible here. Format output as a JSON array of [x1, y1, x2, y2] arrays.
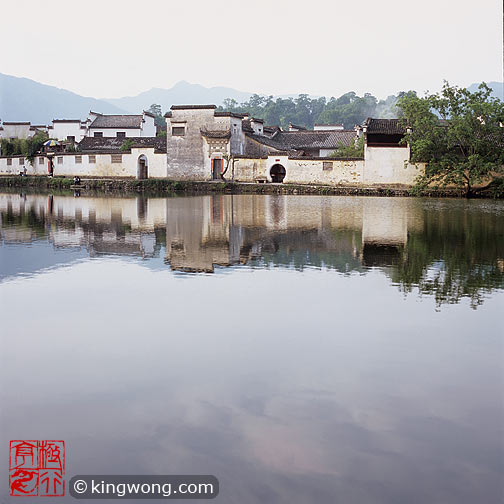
[[137, 155, 148, 180], [270, 164, 286, 183]]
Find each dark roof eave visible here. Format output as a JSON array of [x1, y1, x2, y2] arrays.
[[170, 105, 217, 110]]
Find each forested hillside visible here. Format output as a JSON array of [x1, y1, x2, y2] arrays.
[[217, 92, 405, 130]]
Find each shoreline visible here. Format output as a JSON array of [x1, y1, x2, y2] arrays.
[[0, 175, 498, 198]]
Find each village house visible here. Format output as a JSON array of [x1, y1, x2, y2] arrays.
[[164, 105, 365, 183], [87, 111, 156, 138], [0, 104, 425, 186], [48, 119, 87, 142], [0, 122, 47, 139], [0, 111, 157, 142]]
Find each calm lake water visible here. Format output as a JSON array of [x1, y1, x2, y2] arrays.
[[0, 192, 503, 503]]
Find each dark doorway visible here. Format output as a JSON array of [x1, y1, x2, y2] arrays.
[[137, 155, 148, 180], [212, 159, 222, 180], [270, 164, 286, 183]]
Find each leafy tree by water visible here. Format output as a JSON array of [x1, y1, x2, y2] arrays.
[[398, 82, 504, 197], [389, 205, 504, 309]]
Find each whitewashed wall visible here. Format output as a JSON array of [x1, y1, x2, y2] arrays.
[[363, 146, 423, 185], [88, 128, 142, 138], [0, 124, 32, 139], [49, 122, 86, 141], [0, 149, 166, 178], [142, 115, 156, 137], [286, 158, 364, 185]]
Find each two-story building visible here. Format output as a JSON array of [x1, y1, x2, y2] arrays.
[[87, 111, 156, 138]]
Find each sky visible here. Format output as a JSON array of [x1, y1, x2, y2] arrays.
[[2, 0, 502, 100]]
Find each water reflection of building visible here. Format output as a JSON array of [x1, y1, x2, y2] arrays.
[[164, 194, 423, 272], [0, 193, 166, 259], [0, 193, 424, 274]]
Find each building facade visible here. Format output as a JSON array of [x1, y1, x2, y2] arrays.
[[0, 107, 425, 186]]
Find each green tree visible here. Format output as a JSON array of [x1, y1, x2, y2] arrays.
[[398, 82, 504, 197], [147, 103, 165, 128], [147, 103, 162, 117], [0, 132, 48, 163], [329, 136, 364, 159]]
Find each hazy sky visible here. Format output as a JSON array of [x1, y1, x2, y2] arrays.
[[2, 0, 502, 99]]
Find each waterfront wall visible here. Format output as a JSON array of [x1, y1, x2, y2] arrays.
[[0, 149, 166, 178], [0, 149, 425, 187], [363, 145, 423, 185]]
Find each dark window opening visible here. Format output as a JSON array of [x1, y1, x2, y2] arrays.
[[94, 132, 103, 138], [172, 126, 185, 136], [67, 135, 75, 142], [367, 133, 405, 147], [116, 132, 126, 138]]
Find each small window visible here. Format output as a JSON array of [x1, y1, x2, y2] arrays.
[[67, 135, 75, 142], [111, 154, 122, 163], [19, 157, 25, 165], [7, 158, 12, 166], [94, 132, 103, 138], [172, 126, 185, 136], [116, 132, 126, 138], [323, 161, 333, 171], [39, 157, 44, 165], [57, 156, 63, 164], [88, 155, 96, 164], [75, 155, 82, 164]]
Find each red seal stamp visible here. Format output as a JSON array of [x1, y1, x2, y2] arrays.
[[9, 440, 65, 497]]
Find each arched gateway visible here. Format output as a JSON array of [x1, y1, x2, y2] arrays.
[[270, 164, 286, 183]]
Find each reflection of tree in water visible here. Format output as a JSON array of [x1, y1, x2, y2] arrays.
[[389, 208, 504, 309], [249, 228, 364, 274], [0, 207, 47, 238]]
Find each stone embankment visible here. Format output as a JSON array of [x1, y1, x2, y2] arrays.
[[0, 175, 488, 198]]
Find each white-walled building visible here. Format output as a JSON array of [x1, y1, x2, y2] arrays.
[[0, 122, 34, 139], [87, 111, 156, 138], [48, 119, 87, 142], [0, 111, 157, 141], [0, 109, 425, 187]]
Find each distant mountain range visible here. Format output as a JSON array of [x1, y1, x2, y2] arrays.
[[467, 81, 503, 100], [104, 80, 253, 114], [0, 72, 502, 124], [0, 73, 126, 124]]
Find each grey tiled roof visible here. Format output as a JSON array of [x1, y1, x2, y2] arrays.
[[170, 105, 216, 110], [263, 125, 280, 136], [89, 115, 144, 129], [79, 136, 166, 152], [214, 112, 246, 118], [201, 128, 231, 139], [274, 130, 357, 149], [245, 133, 296, 155], [365, 118, 405, 135], [241, 119, 254, 133], [245, 129, 357, 153]]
